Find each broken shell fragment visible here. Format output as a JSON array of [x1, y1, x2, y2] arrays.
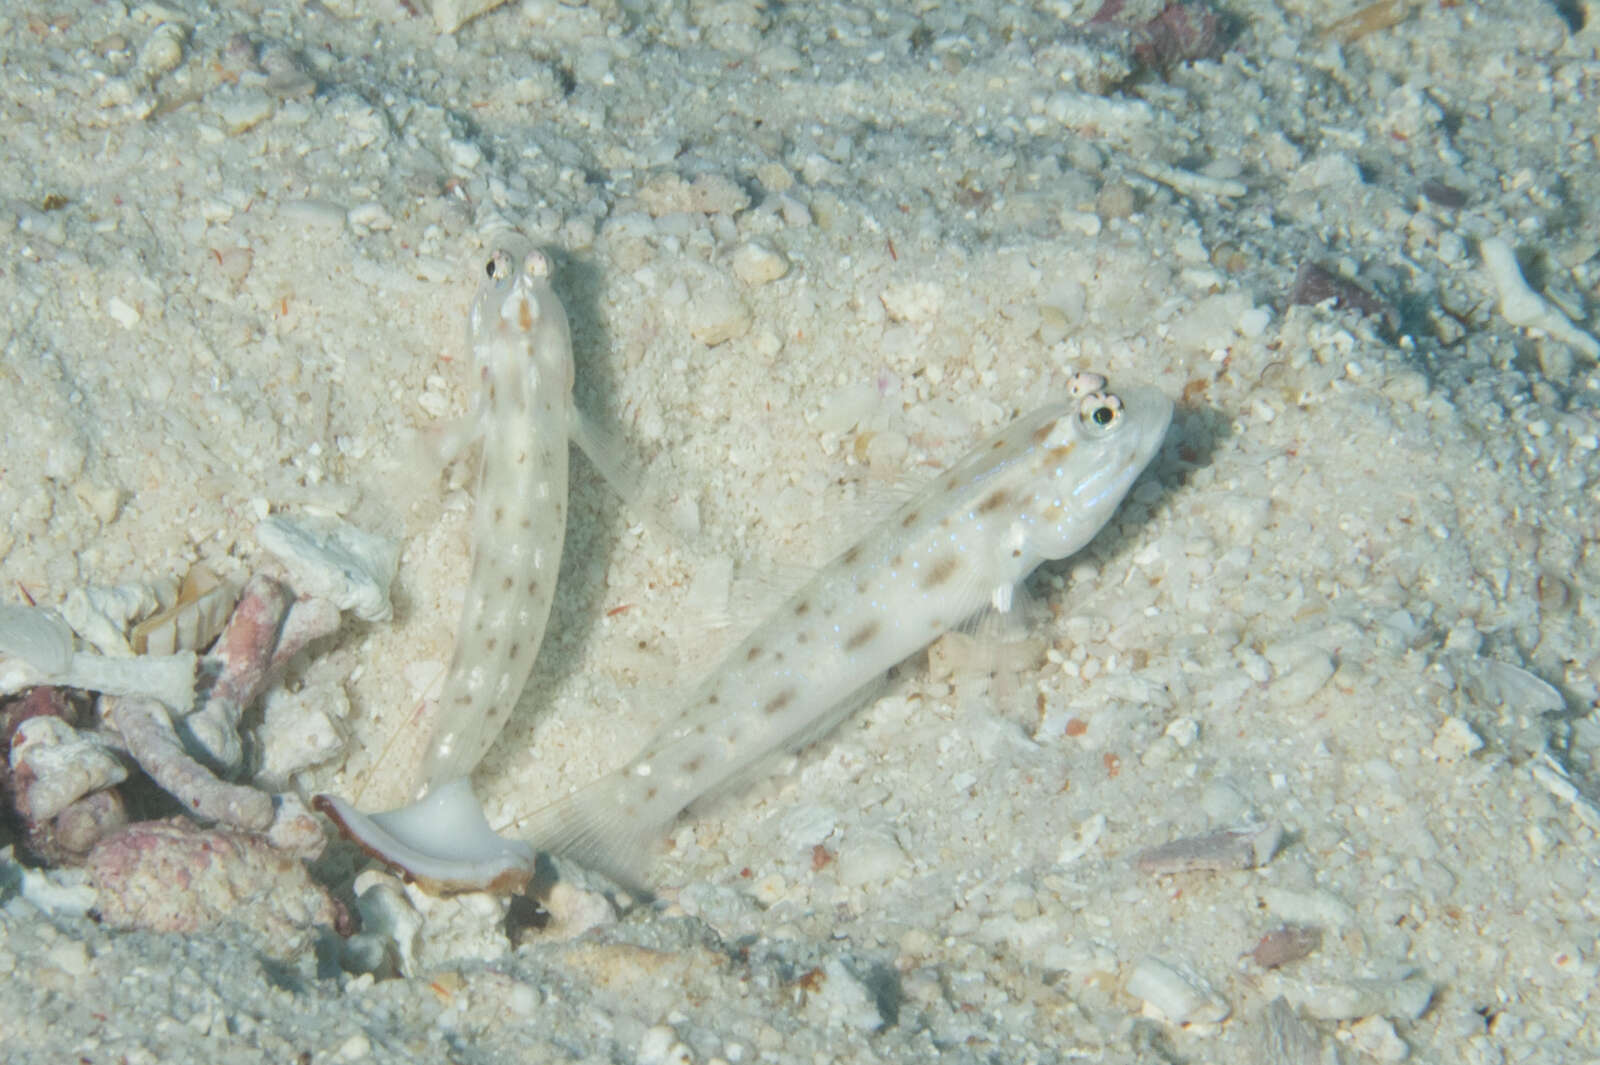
[[257, 513, 399, 623], [59, 584, 162, 656], [130, 566, 238, 655], [1125, 955, 1231, 1025], [1133, 822, 1283, 875]]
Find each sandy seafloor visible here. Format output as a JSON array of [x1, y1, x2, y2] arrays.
[[3, 0, 1600, 1061]]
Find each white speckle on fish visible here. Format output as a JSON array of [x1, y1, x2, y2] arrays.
[[413, 240, 574, 798], [519, 373, 1173, 888]]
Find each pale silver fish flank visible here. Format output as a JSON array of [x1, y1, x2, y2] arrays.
[[520, 373, 1172, 889]]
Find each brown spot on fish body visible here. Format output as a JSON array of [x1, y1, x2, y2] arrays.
[[1046, 442, 1076, 465], [794, 600, 811, 617], [502, 576, 515, 591], [517, 299, 534, 331], [509, 643, 521, 659], [978, 489, 1011, 514], [845, 621, 879, 651], [494, 506, 505, 524], [842, 544, 863, 566], [1031, 421, 1057, 446], [684, 757, 703, 774], [485, 637, 498, 652], [764, 689, 795, 715], [527, 580, 540, 596], [645, 786, 658, 800], [901, 509, 922, 528], [921, 555, 961, 589]]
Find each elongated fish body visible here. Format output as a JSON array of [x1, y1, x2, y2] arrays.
[[314, 242, 577, 894], [525, 374, 1172, 888], [413, 241, 574, 797]]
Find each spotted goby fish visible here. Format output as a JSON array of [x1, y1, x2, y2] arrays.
[[516, 373, 1172, 891], [316, 238, 584, 893]]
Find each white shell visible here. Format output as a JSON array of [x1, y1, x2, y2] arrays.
[[129, 570, 238, 656], [0, 604, 75, 675]]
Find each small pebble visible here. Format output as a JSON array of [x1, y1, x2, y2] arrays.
[[352, 870, 422, 976], [730, 241, 789, 286], [1271, 651, 1334, 706], [1248, 925, 1322, 969], [209, 86, 276, 135], [1429, 717, 1483, 761], [806, 958, 887, 1032], [137, 23, 186, 81], [540, 877, 618, 941], [687, 285, 752, 347], [637, 1024, 693, 1065], [1348, 1014, 1410, 1062], [260, 45, 316, 97], [1420, 178, 1468, 209], [834, 830, 907, 888]]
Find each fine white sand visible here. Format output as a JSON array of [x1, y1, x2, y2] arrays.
[[3, 1, 1599, 1062]]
